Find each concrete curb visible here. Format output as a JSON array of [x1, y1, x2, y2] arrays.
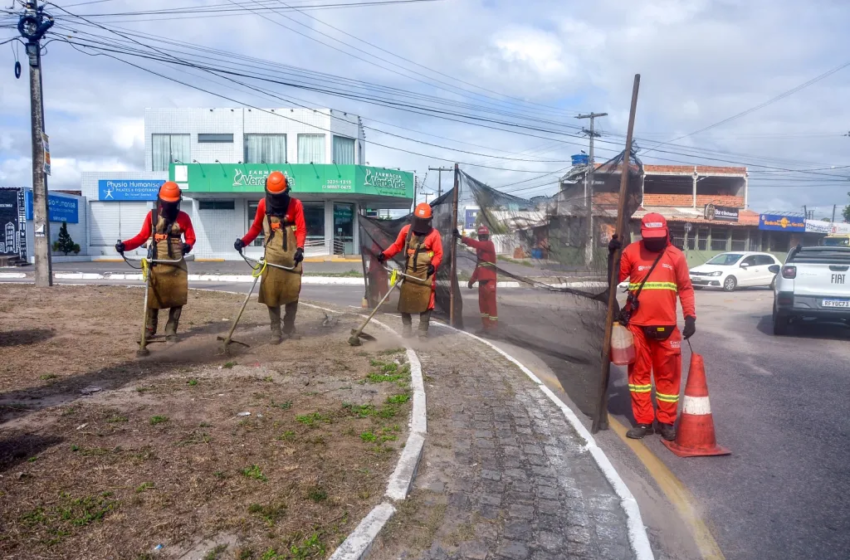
[[433, 324, 655, 560], [299, 302, 428, 559]]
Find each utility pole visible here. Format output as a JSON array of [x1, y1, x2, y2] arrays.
[[429, 166, 452, 198], [832, 205, 837, 223], [576, 112, 607, 266], [17, 0, 54, 286]]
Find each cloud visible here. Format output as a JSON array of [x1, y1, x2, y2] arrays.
[[1, 0, 849, 211]]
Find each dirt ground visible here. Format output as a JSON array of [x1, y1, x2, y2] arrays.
[[0, 285, 411, 560]]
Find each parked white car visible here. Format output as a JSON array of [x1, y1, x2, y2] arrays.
[[773, 246, 850, 335], [689, 252, 782, 291]]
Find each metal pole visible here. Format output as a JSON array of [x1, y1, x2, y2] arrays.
[[832, 205, 837, 223], [592, 77, 640, 434], [576, 112, 608, 266], [22, 0, 53, 286], [450, 164, 460, 327]]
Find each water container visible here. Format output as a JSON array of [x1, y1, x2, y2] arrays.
[[611, 323, 636, 365]]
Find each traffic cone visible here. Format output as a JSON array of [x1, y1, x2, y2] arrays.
[[662, 352, 730, 458]]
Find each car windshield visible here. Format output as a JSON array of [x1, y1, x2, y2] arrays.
[[706, 253, 743, 265]]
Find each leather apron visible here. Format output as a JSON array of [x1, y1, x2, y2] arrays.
[[259, 214, 302, 307], [397, 230, 433, 314], [148, 214, 188, 309]]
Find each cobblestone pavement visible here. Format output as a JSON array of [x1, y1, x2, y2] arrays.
[[371, 324, 633, 560]]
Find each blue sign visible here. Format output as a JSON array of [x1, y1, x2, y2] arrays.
[[759, 213, 806, 232], [464, 208, 479, 229], [98, 179, 163, 201], [25, 191, 79, 224]]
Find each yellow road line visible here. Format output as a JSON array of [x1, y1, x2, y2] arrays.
[[609, 417, 726, 560]]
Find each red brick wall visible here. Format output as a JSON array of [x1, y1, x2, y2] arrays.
[[641, 193, 744, 207], [593, 192, 620, 205]]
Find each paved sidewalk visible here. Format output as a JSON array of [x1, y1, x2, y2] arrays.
[[370, 323, 633, 560]]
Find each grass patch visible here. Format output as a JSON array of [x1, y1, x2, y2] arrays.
[[271, 400, 292, 410], [386, 393, 410, 405], [135, 482, 154, 493], [241, 465, 268, 482], [40, 374, 58, 381], [21, 491, 119, 539], [106, 414, 128, 424], [223, 361, 237, 369], [360, 431, 376, 443], [149, 415, 169, 426], [295, 412, 332, 427], [248, 502, 287, 526], [187, 379, 199, 386], [203, 544, 228, 560], [278, 430, 296, 442], [366, 372, 405, 383], [378, 348, 405, 356], [307, 487, 328, 503]]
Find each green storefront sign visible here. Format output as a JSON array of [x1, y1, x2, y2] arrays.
[[170, 164, 413, 199]]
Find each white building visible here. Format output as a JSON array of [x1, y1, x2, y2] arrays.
[[81, 108, 413, 260]]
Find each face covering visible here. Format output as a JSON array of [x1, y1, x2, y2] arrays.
[[159, 200, 179, 222], [643, 236, 669, 253], [411, 216, 432, 235], [479, 235, 490, 242], [266, 191, 291, 217]]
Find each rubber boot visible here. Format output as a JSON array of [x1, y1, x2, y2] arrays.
[[626, 423, 655, 440], [268, 305, 282, 345], [283, 301, 300, 340], [165, 306, 182, 343], [657, 422, 676, 442], [145, 307, 158, 338], [417, 310, 432, 339], [401, 313, 413, 339]]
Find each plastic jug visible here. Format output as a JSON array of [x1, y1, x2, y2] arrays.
[[611, 323, 636, 365]]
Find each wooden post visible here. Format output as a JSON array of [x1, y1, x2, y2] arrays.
[[450, 163, 460, 327], [592, 74, 641, 434]]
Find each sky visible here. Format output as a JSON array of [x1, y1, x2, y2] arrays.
[[1, 0, 850, 219]]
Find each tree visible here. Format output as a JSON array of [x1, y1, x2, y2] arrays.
[[844, 192, 850, 222], [52, 222, 80, 256]]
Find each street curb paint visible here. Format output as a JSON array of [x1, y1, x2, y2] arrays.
[[327, 502, 396, 560], [0, 273, 26, 279], [433, 323, 655, 560]]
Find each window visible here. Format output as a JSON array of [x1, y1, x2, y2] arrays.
[[731, 228, 748, 251], [741, 256, 757, 267], [697, 227, 709, 251], [244, 134, 287, 164], [706, 253, 743, 265], [198, 200, 235, 210], [756, 255, 776, 266], [333, 135, 355, 165], [198, 133, 233, 143], [247, 201, 265, 247], [297, 134, 325, 163], [669, 223, 685, 250], [151, 134, 190, 171], [710, 227, 729, 251]]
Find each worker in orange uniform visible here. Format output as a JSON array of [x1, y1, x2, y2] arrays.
[[609, 213, 696, 441], [377, 203, 443, 339], [115, 181, 196, 342], [453, 225, 498, 331], [234, 171, 306, 344]]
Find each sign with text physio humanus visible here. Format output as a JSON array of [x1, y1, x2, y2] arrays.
[[98, 179, 164, 201], [169, 164, 413, 199]]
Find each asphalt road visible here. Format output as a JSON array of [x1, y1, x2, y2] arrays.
[[608, 288, 850, 560]]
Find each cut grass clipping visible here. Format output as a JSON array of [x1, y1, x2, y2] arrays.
[[241, 465, 268, 482]]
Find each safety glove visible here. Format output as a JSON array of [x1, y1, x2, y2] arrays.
[[452, 228, 461, 239], [683, 316, 696, 339], [377, 252, 387, 263], [182, 243, 192, 256], [234, 238, 245, 252], [294, 247, 305, 264], [468, 279, 475, 290], [427, 264, 436, 277], [114, 241, 125, 254], [608, 234, 622, 254]]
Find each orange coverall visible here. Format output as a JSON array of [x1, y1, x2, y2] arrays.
[[618, 242, 696, 425], [462, 236, 498, 329]]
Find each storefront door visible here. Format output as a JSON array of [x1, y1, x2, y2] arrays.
[[333, 203, 354, 255]]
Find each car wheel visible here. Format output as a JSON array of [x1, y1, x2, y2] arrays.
[[773, 315, 790, 336], [723, 276, 737, 292]]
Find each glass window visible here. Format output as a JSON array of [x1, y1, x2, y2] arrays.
[[731, 228, 748, 251], [741, 255, 757, 266], [756, 255, 776, 265], [297, 134, 325, 163], [333, 136, 355, 165], [333, 203, 355, 254], [706, 253, 743, 265], [198, 200, 235, 210], [247, 201, 265, 247], [244, 134, 287, 164], [151, 134, 190, 171], [304, 202, 325, 248], [669, 223, 685, 250], [697, 227, 709, 251], [198, 133, 233, 143]]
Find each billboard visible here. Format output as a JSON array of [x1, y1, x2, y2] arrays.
[[25, 191, 79, 223], [170, 164, 413, 199], [759, 213, 805, 232], [464, 207, 479, 229], [98, 179, 163, 201], [704, 204, 739, 222]]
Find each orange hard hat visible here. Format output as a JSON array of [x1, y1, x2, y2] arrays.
[[266, 171, 288, 194], [414, 203, 432, 219], [158, 181, 181, 203]]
